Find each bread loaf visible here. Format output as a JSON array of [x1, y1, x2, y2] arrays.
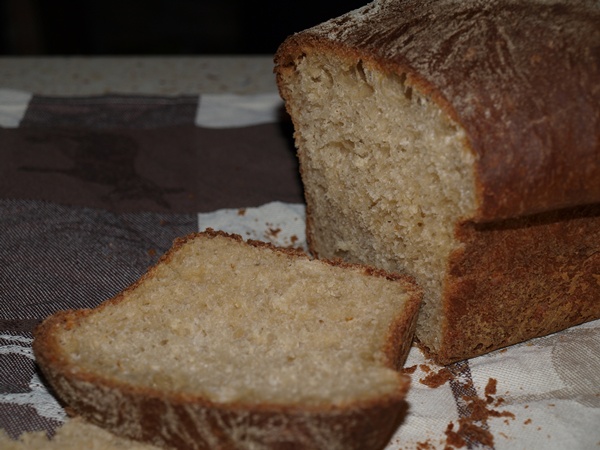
[[33, 229, 422, 449], [274, 0, 600, 364]]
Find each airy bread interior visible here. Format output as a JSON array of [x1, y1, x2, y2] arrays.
[[54, 231, 418, 406], [280, 51, 478, 352]]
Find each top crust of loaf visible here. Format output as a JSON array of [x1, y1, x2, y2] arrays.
[[275, 0, 600, 222]]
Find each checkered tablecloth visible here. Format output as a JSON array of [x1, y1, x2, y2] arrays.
[[0, 88, 598, 449]]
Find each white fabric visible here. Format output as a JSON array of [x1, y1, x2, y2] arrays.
[[0, 335, 66, 422], [0, 89, 32, 128], [198, 201, 307, 251], [195, 93, 284, 128], [394, 322, 600, 449]]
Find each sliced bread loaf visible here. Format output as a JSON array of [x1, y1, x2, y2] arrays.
[[33, 229, 422, 450], [274, 0, 600, 364]]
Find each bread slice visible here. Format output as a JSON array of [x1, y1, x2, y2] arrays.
[[33, 229, 422, 450], [0, 417, 160, 450], [274, 0, 600, 364]]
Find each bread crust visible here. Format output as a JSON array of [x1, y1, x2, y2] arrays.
[[33, 230, 420, 449], [275, 0, 600, 222], [429, 204, 600, 364]]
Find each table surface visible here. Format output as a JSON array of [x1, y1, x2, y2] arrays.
[[0, 55, 278, 95]]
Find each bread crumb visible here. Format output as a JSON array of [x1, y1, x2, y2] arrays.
[[443, 377, 515, 449], [484, 378, 498, 403], [266, 227, 281, 238], [420, 367, 453, 388], [444, 422, 466, 448], [484, 378, 497, 398], [415, 439, 436, 449], [402, 364, 418, 374]]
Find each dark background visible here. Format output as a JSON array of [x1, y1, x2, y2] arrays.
[[0, 0, 367, 55]]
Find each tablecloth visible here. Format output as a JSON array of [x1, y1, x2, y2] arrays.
[[0, 88, 598, 449]]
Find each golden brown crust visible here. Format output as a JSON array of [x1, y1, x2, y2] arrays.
[[34, 341, 409, 449], [383, 292, 421, 370], [33, 230, 417, 449], [427, 205, 600, 364], [33, 356, 409, 450], [275, 0, 600, 222]]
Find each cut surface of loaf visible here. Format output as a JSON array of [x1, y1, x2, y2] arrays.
[[275, 0, 600, 364], [33, 230, 422, 450], [276, 49, 477, 355]]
